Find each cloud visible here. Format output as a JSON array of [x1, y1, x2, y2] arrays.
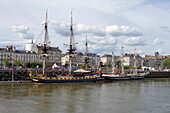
[[51, 22, 142, 37], [12, 25, 34, 39], [50, 22, 70, 36], [76, 24, 105, 36], [155, 48, 166, 55], [0, 39, 30, 50], [160, 25, 170, 32], [50, 22, 106, 37], [137, 50, 144, 54], [153, 38, 164, 45], [78, 36, 118, 54], [125, 37, 146, 46], [106, 25, 142, 37]]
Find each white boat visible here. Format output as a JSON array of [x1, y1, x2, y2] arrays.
[[102, 45, 145, 80]]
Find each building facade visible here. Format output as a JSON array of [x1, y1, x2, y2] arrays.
[[34, 44, 62, 65], [123, 53, 142, 66], [101, 54, 112, 66], [0, 45, 62, 67], [62, 52, 100, 69], [100, 54, 120, 67]]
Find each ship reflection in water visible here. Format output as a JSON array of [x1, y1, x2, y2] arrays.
[[0, 78, 170, 113]]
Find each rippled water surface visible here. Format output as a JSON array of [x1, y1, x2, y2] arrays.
[[0, 78, 170, 113]]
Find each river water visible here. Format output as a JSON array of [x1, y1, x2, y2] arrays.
[[0, 78, 170, 113]]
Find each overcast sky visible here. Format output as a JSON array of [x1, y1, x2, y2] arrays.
[[0, 0, 170, 56]]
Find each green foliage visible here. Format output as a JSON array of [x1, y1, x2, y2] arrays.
[[100, 62, 105, 67], [31, 62, 42, 68], [13, 59, 21, 67], [108, 62, 112, 68], [101, 67, 107, 69], [46, 63, 53, 67], [117, 61, 121, 69], [81, 64, 85, 69], [163, 57, 170, 68], [137, 65, 141, 69], [31, 62, 37, 68], [24, 62, 42, 68], [3, 59, 11, 67], [37, 62, 42, 68], [24, 62, 31, 68], [124, 66, 132, 69]]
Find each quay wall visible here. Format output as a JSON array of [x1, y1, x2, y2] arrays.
[[0, 70, 64, 81], [0, 70, 170, 81], [145, 71, 170, 78]]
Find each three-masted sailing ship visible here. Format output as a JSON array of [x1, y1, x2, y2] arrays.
[[102, 45, 145, 80], [31, 11, 99, 83]]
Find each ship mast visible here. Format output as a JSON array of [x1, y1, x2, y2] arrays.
[[42, 10, 48, 75], [121, 44, 124, 75], [112, 51, 115, 74], [68, 10, 76, 75], [85, 34, 88, 71], [134, 48, 137, 74]]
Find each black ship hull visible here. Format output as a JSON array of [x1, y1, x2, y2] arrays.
[[103, 76, 144, 80]]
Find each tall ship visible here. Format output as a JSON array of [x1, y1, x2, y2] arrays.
[[30, 11, 99, 83], [102, 45, 145, 80]]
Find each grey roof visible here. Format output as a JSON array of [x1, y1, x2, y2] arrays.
[[15, 50, 37, 54], [0, 48, 36, 54], [36, 45, 62, 52], [102, 54, 112, 57]]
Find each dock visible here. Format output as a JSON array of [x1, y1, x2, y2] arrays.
[[144, 71, 170, 78]]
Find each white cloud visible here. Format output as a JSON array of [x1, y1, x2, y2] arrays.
[[153, 38, 164, 45], [51, 22, 105, 36], [106, 25, 142, 37], [51, 22, 142, 37], [12, 25, 34, 39], [138, 50, 144, 54], [50, 22, 70, 36], [76, 24, 105, 36], [125, 37, 146, 46], [155, 48, 165, 55], [79, 36, 118, 54], [0, 40, 31, 50], [160, 26, 170, 32]]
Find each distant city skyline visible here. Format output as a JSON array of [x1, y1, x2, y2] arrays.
[[0, 0, 170, 56]]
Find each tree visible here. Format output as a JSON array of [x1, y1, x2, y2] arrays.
[[24, 62, 31, 68], [31, 62, 36, 68], [137, 65, 141, 69], [108, 62, 112, 68], [81, 64, 85, 69], [24, 62, 42, 68], [46, 63, 53, 67], [163, 57, 170, 68], [100, 62, 105, 67], [3, 59, 11, 67], [124, 66, 131, 69], [13, 59, 22, 67]]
